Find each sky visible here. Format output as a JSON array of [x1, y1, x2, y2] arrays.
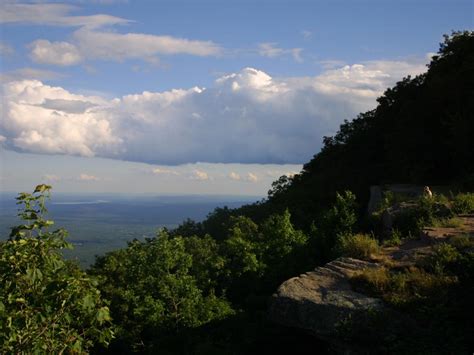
[[0, 0, 472, 196]]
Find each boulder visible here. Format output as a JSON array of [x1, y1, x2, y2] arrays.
[[367, 185, 383, 214], [268, 257, 384, 338]]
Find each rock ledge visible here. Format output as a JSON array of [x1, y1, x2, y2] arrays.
[[268, 257, 383, 337]]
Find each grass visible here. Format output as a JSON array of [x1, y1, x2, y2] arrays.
[[452, 192, 474, 214], [430, 217, 463, 228], [448, 234, 474, 250], [382, 229, 402, 247], [351, 265, 457, 308], [339, 233, 379, 261]]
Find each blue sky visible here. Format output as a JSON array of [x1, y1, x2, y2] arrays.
[[0, 0, 472, 195]]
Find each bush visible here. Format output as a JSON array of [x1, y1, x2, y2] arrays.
[[382, 229, 402, 247], [338, 233, 379, 260], [392, 195, 454, 237], [448, 234, 474, 250], [0, 185, 114, 354], [424, 243, 461, 274], [452, 193, 474, 214]]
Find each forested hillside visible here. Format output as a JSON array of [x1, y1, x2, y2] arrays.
[[208, 31, 474, 232], [1, 32, 473, 354]]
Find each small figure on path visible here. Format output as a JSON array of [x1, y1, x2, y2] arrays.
[[424, 186, 433, 198]]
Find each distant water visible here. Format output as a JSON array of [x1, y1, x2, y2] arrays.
[[0, 193, 260, 267], [52, 200, 109, 205]]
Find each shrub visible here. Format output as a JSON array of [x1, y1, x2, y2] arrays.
[[452, 193, 474, 214], [383, 229, 402, 247], [338, 233, 379, 260], [0, 185, 114, 354], [448, 234, 474, 250], [417, 194, 453, 224], [385, 267, 457, 307], [424, 243, 461, 274], [393, 195, 454, 237]]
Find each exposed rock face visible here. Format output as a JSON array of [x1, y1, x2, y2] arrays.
[[269, 216, 474, 350], [268, 257, 383, 338], [367, 185, 383, 214]]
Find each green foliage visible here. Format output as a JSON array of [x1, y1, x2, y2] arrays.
[[382, 229, 402, 247], [267, 174, 293, 199], [91, 231, 234, 352], [452, 192, 474, 214], [430, 216, 463, 228], [183, 234, 226, 292], [416, 194, 453, 225], [259, 210, 308, 267], [0, 185, 113, 354], [390, 194, 454, 237], [424, 243, 461, 274], [170, 218, 204, 238], [448, 234, 474, 250], [337, 233, 379, 260], [219, 211, 309, 308], [311, 191, 358, 261], [325, 191, 358, 236], [258, 210, 309, 287], [351, 265, 457, 308], [221, 216, 263, 278], [91, 209, 310, 351]]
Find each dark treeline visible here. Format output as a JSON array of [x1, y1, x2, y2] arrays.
[[1, 32, 473, 354], [196, 31, 474, 234]]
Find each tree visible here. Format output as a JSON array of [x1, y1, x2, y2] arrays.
[[0, 185, 114, 354], [91, 231, 234, 352]]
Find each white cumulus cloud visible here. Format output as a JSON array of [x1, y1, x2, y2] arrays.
[[191, 170, 209, 181], [229, 172, 241, 180], [152, 168, 179, 176], [245, 173, 259, 183], [1, 80, 120, 157], [258, 42, 303, 62], [0, 3, 129, 28], [78, 173, 100, 181], [0, 60, 428, 165], [29, 40, 82, 66], [27, 29, 222, 66]]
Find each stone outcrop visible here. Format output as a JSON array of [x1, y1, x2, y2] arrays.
[[269, 215, 474, 341], [268, 257, 383, 338], [367, 185, 383, 214]]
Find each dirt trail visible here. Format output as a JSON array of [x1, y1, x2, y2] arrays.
[[378, 214, 474, 267]]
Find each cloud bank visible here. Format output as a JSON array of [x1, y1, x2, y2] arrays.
[[27, 29, 222, 66], [0, 3, 129, 28], [1, 3, 222, 66], [0, 61, 426, 165]]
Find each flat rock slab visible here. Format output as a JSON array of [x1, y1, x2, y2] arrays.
[[269, 215, 474, 340], [269, 257, 384, 337]]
